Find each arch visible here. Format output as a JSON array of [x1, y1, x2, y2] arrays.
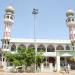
[[18, 44, 26, 48], [6, 15, 9, 19], [11, 43, 16, 51], [56, 45, 64, 50], [10, 16, 13, 20], [28, 44, 35, 49], [66, 45, 70, 50], [37, 44, 45, 52], [47, 45, 55, 52]]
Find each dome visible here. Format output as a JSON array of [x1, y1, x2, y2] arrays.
[[5, 5, 14, 13], [66, 9, 74, 17]]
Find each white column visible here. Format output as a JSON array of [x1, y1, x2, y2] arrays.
[[26, 44, 28, 50], [35, 44, 37, 52], [16, 44, 18, 52], [54, 45, 56, 51], [56, 56, 60, 72], [46, 57, 47, 67], [64, 45, 66, 50], [49, 63, 53, 72], [41, 63, 44, 72], [45, 45, 47, 52]]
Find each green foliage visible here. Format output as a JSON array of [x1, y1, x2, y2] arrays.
[[4, 51, 14, 62], [4, 46, 44, 71], [36, 50, 45, 66], [25, 48, 35, 66]]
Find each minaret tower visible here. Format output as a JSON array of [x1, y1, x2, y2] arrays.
[[2, 5, 14, 51], [66, 9, 75, 50]]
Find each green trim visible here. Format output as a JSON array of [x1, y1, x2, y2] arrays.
[[56, 50, 75, 56]]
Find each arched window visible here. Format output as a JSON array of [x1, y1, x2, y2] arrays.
[[66, 45, 70, 50], [28, 44, 35, 49], [72, 18, 74, 21], [4, 15, 9, 19], [10, 16, 13, 20], [47, 45, 55, 52], [56, 45, 64, 50], [68, 18, 71, 22], [37, 44, 45, 52], [11, 43, 16, 51]]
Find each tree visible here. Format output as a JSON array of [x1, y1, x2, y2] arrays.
[[36, 50, 45, 70], [4, 46, 44, 72]]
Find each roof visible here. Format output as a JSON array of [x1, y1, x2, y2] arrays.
[[10, 38, 71, 44]]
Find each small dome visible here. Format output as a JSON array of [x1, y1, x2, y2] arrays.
[[5, 5, 14, 13], [66, 9, 74, 17]]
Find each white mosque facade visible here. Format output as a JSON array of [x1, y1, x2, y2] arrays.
[[1, 6, 75, 72]]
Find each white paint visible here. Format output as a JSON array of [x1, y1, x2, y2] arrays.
[[56, 56, 60, 72]]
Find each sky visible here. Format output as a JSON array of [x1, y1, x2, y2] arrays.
[[0, 0, 75, 41]]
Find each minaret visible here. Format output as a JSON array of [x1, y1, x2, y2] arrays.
[[2, 5, 14, 51], [66, 9, 75, 50]]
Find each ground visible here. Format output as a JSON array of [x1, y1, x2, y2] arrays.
[[0, 73, 63, 75], [0, 71, 75, 75]]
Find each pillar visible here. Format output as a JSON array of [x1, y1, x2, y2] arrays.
[[45, 45, 47, 52], [46, 57, 47, 68], [26, 44, 28, 50], [41, 63, 44, 72], [56, 56, 60, 72], [49, 63, 53, 72], [15, 44, 18, 52], [35, 44, 37, 52], [54, 45, 56, 52]]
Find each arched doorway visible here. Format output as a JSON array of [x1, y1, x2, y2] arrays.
[[47, 45, 55, 52], [56, 45, 64, 50], [66, 45, 70, 50], [11, 43, 16, 51], [42, 57, 55, 72], [28, 44, 35, 50], [18, 44, 26, 49], [37, 44, 45, 52]]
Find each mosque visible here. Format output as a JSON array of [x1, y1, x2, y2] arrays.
[[1, 5, 75, 72]]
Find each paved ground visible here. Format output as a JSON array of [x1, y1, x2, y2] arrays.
[[0, 70, 75, 75], [0, 73, 64, 75]]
